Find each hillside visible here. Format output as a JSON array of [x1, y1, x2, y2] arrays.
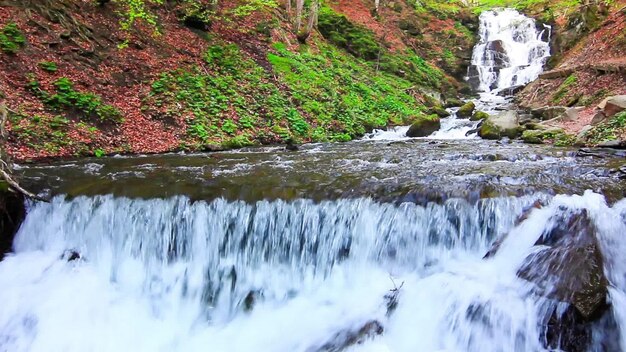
[[0, 0, 478, 162]]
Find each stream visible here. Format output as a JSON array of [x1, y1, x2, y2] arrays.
[[1, 9, 626, 352]]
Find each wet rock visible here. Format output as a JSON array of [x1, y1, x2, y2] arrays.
[[597, 140, 626, 149], [406, 115, 441, 137], [531, 106, 567, 121], [428, 106, 451, 118], [307, 320, 384, 352], [444, 98, 463, 108], [478, 111, 521, 140], [457, 101, 476, 119], [496, 84, 525, 97], [470, 110, 489, 121], [0, 188, 25, 258], [517, 209, 609, 319], [521, 127, 565, 144], [485, 40, 509, 68]]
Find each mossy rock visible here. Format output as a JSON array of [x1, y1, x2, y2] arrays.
[[457, 101, 476, 119], [479, 120, 523, 140], [471, 111, 489, 121], [428, 106, 450, 118], [444, 98, 463, 108], [406, 114, 441, 137], [521, 130, 546, 144]]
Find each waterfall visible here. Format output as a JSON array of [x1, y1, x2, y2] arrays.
[[468, 9, 551, 93], [1, 191, 625, 351]]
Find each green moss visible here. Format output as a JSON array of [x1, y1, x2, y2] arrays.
[[38, 61, 58, 72], [457, 101, 475, 118], [521, 127, 575, 146], [406, 114, 441, 137], [471, 111, 489, 121], [552, 74, 578, 103], [317, 7, 381, 60]]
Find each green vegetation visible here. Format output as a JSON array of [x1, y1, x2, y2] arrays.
[[145, 39, 429, 149], [552, 74, 577, 103], [8, 112, 101, 155], [317, 6, 446, 89], [38, 61, 58, 72], [0, 23, 26, 54], [27, 76, 123, 124], [585, 111, 626, 145]]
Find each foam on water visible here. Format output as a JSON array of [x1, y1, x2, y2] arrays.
[[1, 191, 625, 351]]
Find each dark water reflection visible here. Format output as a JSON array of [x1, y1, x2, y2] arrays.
[[15, 139, 626, 203]]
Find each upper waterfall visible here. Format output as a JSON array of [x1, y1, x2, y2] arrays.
[[467, 9, 551, 93]]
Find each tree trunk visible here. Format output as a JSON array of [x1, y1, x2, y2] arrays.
[[295, 0, 304, 33]]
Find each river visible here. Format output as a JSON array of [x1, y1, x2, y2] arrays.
[[1, 9, 626, 352]]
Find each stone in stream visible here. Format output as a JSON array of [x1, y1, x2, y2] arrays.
[[470, 110, 489, 121], [406, 115, 441, 137], [306, 320, 384, 352], [517, 209, 614, 351], [478, 111, 522, 140], [427, 106, 451, 118], [456, 101, 476, 119], [496, 84, 525, 97]]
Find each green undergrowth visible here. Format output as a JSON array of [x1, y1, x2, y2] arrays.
[[144, 40, 430, 149], [0, 23, 26, 54], [585, 111, 626, 145], [27, 76, 123, 124], [317, 6, 447, 90], [8, 112, 102, 156]]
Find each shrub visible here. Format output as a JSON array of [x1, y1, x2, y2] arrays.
[[0, 23, 26, 54]]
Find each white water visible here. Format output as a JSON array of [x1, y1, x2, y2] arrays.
[[1, 191, 625, 351], [470, 9, 551, 93], [368, 9, 550, 142]]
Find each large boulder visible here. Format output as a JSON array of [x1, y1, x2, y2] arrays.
[[517, 209, 608, 318], [516, 209, 611, 351], [457, 101, 476, 119], [598, 95, 626, 118], [478, 111, 521, 140], [406, 115, 441, 137], [428, 106, 451, 118]]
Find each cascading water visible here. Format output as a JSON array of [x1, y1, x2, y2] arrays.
[[468, 9, 551, 94], [368, 9, 551, 141], [1, 191, 626, 351]]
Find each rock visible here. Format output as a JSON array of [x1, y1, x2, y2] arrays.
[[531, 106, 567, 121], [497, 84, 525, 97], [600, 95, 626, 118], [444, 98, 463, 108], [457, 101, 476, 119], [563, 107, 584, 122], [597, 140, 626, 149], [308, 320, 384, 352], [478, 111, 521, 140], [0, 189, 25, 259], [517, 209, 608, 319], [470, 111, 489, 121], [591, 111, 607, 125], [521, 127, 566, 144], [518, 113, 534, 125], [406, 115, 441, 137], [428, 106, 451, 118], [486, 40, 509, 68]]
